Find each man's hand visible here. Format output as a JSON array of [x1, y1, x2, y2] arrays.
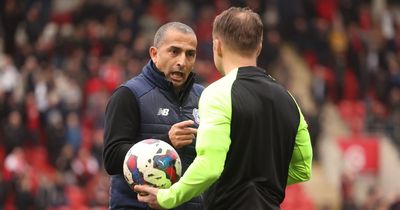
[[134, 185, 163, 209], [169, 120, 197, 148]]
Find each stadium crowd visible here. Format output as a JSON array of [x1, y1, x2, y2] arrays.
[[0, 0, 399, 209]]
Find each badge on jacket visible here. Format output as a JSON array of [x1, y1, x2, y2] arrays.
[[192, 108, 200, 124]]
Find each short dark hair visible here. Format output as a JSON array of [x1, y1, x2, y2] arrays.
[[213, 7, 263, 55], [153, 22, 195, 47]]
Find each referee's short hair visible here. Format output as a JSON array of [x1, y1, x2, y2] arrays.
[[213, 7, 263, 56]]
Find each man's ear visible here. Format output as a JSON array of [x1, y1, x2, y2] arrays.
[[256, 43, 262, 56], [149, 46, 157, 63], [214, 39, 223, 57]]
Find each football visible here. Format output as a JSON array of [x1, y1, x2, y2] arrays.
[[123, 139, 182, 189]]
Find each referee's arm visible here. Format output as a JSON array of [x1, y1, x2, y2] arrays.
[[287, 109, 313, 185], [156, 84, 230, 209]]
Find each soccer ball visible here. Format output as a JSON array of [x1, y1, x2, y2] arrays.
[[123, 139, 182, 189]]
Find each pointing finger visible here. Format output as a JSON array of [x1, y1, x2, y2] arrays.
[[173, 120, 194, 128], [175, 127, 197, 135]]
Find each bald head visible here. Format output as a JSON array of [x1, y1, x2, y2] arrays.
[[153, 22, 196, 47]]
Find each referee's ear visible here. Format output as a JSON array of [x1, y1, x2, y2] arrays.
[[256, 43, 262, 57], [213, 39, 223, 57]]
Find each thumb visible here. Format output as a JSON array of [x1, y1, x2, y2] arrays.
[[134, 184, 148, 194], [134, 184, 157, 195]]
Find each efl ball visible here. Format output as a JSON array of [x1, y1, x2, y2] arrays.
[[123, 139, 182, 189]]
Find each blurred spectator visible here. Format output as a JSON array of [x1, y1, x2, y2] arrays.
[[14, 174, 35, 210], [312, 65, 329, 105], [0, 0, 25, 55], [65, 112, 82, 154], [55, 144, 74, 173], [35, 173, 67, 209], [24, 93, 41, 146], [85, 171, 110, 208], [71, 148, 99, 187], [195, 6, 215, 60], [0, 0, 400, 208], [20, 55, 40, 95], [193, 59, 220, 86], [90, 127, 104, 167], [2, 110, 26, 154], [45, 110, 65, 166], [259, 29, 281, 71], [313, 18, 332, 67], [0, 55, 20, 99], [98, 55, 124, 93], [25, 3, 47, 44], [4, 147, 30, 181], [365, 97, 388, 133]]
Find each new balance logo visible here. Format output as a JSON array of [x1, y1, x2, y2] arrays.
[[157, 108, 169, 116]]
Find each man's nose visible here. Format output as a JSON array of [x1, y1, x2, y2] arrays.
[[176, 53, 186, 68]]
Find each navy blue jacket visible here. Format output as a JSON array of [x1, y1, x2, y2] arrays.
[[103, 61, 203, 209]]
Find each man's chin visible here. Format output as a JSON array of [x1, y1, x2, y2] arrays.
[[171, 82, 185, 90], [168, 77, 185, 88]]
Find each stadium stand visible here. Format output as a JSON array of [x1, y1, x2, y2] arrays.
[[1, 0, 400, 209]]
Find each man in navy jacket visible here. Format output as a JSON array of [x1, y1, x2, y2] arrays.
[[103, 22, 204, 210]]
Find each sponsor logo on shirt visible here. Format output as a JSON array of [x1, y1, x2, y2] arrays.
[[157, 108, 170, 116]]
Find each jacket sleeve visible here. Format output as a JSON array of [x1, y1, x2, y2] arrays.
[[103, 87, 140, 175], [287, 107, 313, 185]]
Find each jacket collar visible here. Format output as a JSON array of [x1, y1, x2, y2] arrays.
[[142, 60, 195, 95]]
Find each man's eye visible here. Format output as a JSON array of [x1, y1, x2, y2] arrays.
[[187, 52, 195, 57], [170, 49, 179, 55]]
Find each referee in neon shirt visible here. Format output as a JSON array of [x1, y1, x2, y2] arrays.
[[135, 7, 313, 210]]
